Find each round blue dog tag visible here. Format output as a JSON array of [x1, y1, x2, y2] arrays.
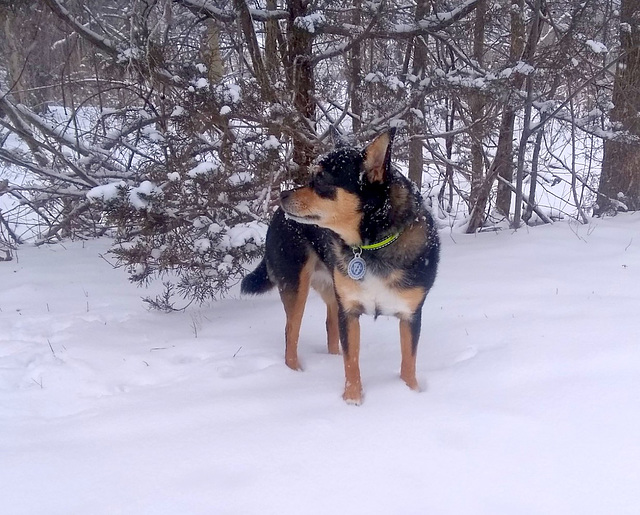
[[347, 255, 366, 280]]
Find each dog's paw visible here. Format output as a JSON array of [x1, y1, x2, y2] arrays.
[[343, 393, 363, 406], [343, 382, 363, 405], [285, 357, 303, 371], [401, 375, 421, 392], [327, 344, 341, 355]]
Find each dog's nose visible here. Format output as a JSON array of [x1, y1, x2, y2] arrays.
[[280, 190, 292, 203]]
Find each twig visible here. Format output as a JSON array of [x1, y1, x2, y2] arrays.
[[47, 339, 57, 358]]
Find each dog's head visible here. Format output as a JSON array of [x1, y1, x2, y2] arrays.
[[280, 130, 396, 246]]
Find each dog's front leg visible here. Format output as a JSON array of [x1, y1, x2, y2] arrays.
[[399, 311, 422, 391], [338, 308, 362, 404]]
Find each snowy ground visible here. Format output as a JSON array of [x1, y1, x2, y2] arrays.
[[1, 215, 639, 515]]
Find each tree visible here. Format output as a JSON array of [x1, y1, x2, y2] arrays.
[[0, 0, 631, 305], [596, 0, 640, 214], [494, 0, 525, 218], [1, 0, 484, 305]]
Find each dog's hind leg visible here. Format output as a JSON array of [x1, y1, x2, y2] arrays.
[[316, 286, 340, 355], [325, 299, 340, 355], [399, 312, 422, 392]]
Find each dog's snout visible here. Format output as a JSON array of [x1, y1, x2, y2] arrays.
[[280, 189, 292, 203]]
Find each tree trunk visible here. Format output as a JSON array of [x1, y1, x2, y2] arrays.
[[467, 0, 531, 232], [265, 0, 280, 80], [512, 0, 543, 229], [202, 20, 223, 84], [235, 0, 273, 100], [495, 0, 525, 217], [286, 0, 316, 184], [596, 0, 640, 214], [467, 0, 487, 219], [350, 0, 362, 134], [408, 0, 430, 189]]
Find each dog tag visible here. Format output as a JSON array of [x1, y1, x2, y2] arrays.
[[347, 255, 366, 280]]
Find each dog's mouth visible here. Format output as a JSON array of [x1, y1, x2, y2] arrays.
[[282, 210, 321, 225], [280, 189, 323, 224]]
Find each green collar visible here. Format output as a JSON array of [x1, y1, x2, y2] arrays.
[[354, 232, 400, 252]]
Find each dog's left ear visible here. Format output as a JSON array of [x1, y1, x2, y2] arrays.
[[363, 128, 396, 183]]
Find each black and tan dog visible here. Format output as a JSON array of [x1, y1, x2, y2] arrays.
[[241, 129, 439, 404]]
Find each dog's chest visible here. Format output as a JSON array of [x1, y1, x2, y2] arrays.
[[334, 270, 416, 318]]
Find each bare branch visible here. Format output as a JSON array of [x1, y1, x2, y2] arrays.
[[41, 0, 120, 58]]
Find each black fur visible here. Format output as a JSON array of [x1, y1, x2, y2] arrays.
[[240, 258, 273, 294]]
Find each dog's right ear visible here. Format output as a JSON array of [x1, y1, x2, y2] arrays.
[[363, 129, 396, 183]]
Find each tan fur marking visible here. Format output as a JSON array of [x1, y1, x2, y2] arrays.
[[322, 189, 362, 245], [392, 222, 429, 264], [279, 259, 315, 371], [309, 258, 340, 354], [332, 269, 364, 314], [399, 319, 420, 391], [342, 317, 362, 404], [384, 269, 406, 288], [285, 188, 363, 246], [326, 302, 340, 355], [317, 286, 340, 355], [363, 132, 391, 182], [395, 286, 427, 317], [334, 265, 425, 319], [389, 182, 409, 209]]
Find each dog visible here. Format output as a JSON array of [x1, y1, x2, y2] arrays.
[[241, 129, 440, 404]]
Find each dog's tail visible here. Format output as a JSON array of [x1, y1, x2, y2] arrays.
[[241, 259, 274, 295]]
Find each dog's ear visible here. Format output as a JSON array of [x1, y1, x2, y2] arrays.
[[363, 128, 396, 183]]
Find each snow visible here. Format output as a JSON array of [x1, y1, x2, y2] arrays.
[[221, 84, 241, 104], [193, 238, 211, 253], [1, 215, 640, 514], [388, 77, 405, 91], [141, 125, 165, 142], [513, 61, 535, 75], [170, 106, 186, 117], [86, 180, 126, 202], [194, 77, 210, 89], [585, 40, 608, 54], [294, 12, 326, 33], [187, 162, 218, 177], [364, 72, 379, 83], [116, 47, 142, 63], [228, 171, 251, 185], [225, 221, 264, 248], [128, 180, 161, 209], [500, 67, 514, 78], [263, 135, 280, 149], [420, 0, 480, 27], [410, 108, 424, 119]]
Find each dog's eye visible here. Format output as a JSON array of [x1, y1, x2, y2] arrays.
[[311, 172, 336, 199], [313, 172, 328, 186]]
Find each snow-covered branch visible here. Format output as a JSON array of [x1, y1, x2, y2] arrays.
[[41, 0, 119, 58], [174, 0, 288, 23]]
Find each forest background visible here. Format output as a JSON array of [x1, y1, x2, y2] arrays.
[[0, 0, 638, 305]]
